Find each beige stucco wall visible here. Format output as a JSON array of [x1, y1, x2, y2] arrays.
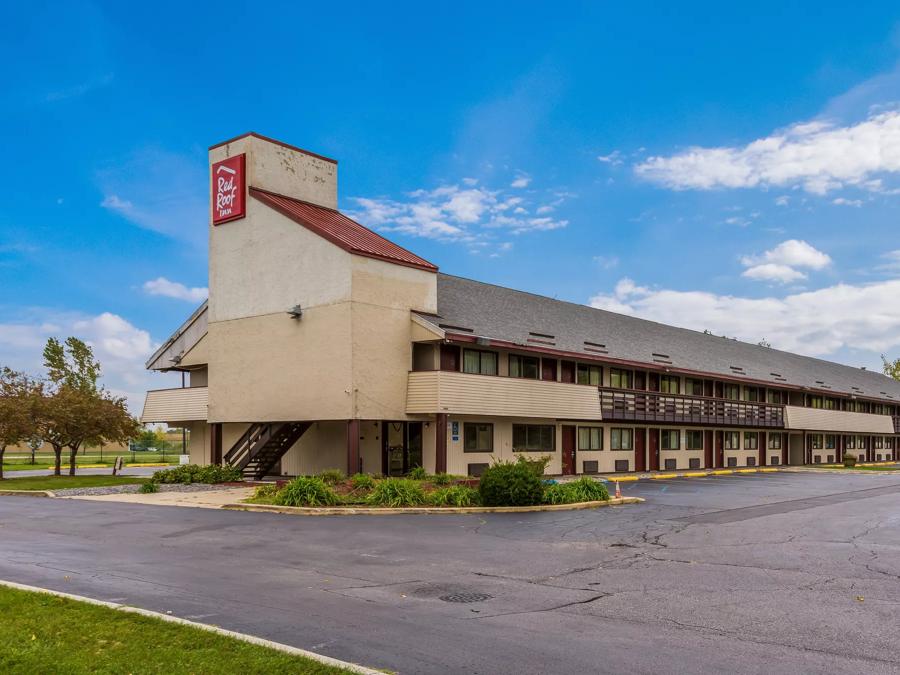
[[187, 421, 211, 465]]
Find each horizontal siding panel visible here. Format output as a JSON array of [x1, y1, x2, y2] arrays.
[[406, 371, 601, 420], [141, 387, 208, 423], [783, 406, 894, 433]]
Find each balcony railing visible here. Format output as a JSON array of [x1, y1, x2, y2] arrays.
[[599, 387, 784, 428], [894, 416, 900, 434], [141, 386, 208, 423]]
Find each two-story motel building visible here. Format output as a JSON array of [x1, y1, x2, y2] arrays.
[[141, 133, 900, 479]]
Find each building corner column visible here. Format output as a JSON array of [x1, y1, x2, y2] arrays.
[[435, 413, 448, 474]]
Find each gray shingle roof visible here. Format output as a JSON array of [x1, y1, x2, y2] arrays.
[[425, 274, 900, 403]]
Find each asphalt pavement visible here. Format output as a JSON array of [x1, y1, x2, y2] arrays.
[[1, 471, 899, 674]]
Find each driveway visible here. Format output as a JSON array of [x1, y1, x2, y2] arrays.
[[1, 472, 899, 674]]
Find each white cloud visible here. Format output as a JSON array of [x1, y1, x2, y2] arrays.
[[510, 174, 531, 188], [741, 263, 806, 283], [597, 150, 623, 165], [593, 255, 620, 270], [589, 276, 900, 359], [739, 239, 831, 283], [350, 180, 569, 244], [635, 110, 900, 194], [143, 277, 208, 303], [0, 310, 177, 413], [832, 197, 863, 206]]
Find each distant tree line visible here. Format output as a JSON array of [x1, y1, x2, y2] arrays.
[[0, 337, 139, 479]]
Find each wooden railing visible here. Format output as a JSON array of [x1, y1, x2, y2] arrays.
[[599, 387, 785, 428]]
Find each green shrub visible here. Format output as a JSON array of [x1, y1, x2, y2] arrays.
[[431, 472, 453, 486], [516, 454, 551, 477], [843, 454, 857, 468], [566, 476, 610, 502], [479, 460, 544, 506], [350, 473, 376, 490], [406, 466, 429, 480], [542, 483, 577, 505], [366, 478, 425, 507], [152, 464, 242, 485], [139, 481, 159, 494], [273, 477, 340, 507], [429, 485, 480, 507], [251, 483, 279, 500], [318, 469, 346, 485]]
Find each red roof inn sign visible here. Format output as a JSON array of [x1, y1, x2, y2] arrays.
[[212, 154, 246, 224]]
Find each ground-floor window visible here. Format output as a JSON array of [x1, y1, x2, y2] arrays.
[[512, 424, 555, 452], [724, 431, 740, 450], [611, 428, 633, 450], [768, 434, 782, 449], [464, 423, 493, 452], [686, 430, 703, 450], [661, 429, 680, 450], [810, 434, 824, 450], [744, 432, 758, 450], [874, 436, 884, 449], [578, 426, 603, 450], [846, 436, 856, 449], [825, 434, 837, 449]]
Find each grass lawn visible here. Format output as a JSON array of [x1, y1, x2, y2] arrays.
[[0, 475, 146, 491], [0, 585, 352, 674], [821, 464, 900, 471]]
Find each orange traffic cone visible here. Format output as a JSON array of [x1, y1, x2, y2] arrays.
[[615, 480, 622, 499]]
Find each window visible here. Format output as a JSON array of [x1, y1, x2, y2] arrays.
[[576, 364, 602, 386], [610, 368, 633, 389], [824, 398, 837, 410], [857, 435, 866, 449], [686, 430, 703, 450], [660, 375, 680, 394], [810, 396, 823, 409], [744, 432, 758, 450], [661, 429, 680, 450], [767, 390, 783, 404], [512, 424, 555, 452], [724, 431, 740, 450], [744, 387, 759, 402], [509, 355, 540, 379], [462, 349, 498, 376], [810, 434, 823, 450], [463, 423, 493, 452], [825, 434, 837, 450], [768, 433, 782, 449], [610, 428, 633, 450], [846, 436, 856, 449], [875, 436, 884, 449], [724, 384, 740, 400], [686, 378, 704, 396], [578, 426, 603, 451]]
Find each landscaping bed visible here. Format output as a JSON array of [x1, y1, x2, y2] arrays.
[[242, 458, 617, 512]]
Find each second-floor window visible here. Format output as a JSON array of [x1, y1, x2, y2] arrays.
[[767, 389, 784, 404], [724, 431, 740, 450], [463, 349, 498, 376], [686, 430, 703, 450], [509, 355, 540, 379], [512, 424, 555, 452], [686, 378, 704, 396], [724, 384, 740, 400], [576, 364, 602, 386], [661, 429, 680, 450], [610, 368, 632, 389], [660, 375, 680, 394], [611, 428, 633, 450]]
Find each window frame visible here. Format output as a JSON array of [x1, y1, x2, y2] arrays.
[[576, 363, 602, 386], [661, 429, 680, 450], [744, 432, 759, 450], [512, 424, 556, 453], [660, 375, 680, 395], [724, 431, 740, 450], [462, 348, 498, 376], [686, 430, 703, 450], [463, 422, 494, 453], [509, 354, 540, 380], [577, 426, 603, 451], [610, 368, 633, 390], [768, 433, 782, 450], [610, 427, 634, 451]]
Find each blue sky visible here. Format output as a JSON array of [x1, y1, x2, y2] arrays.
[[4, 1, 900, 408]]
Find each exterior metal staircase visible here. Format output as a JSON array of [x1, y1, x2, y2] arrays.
[[224, 422, 311, 480]]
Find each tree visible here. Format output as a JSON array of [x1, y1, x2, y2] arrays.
[[0, 368, 40, 480], [882, 355, 900, 382], [39, 337, 140, 475]]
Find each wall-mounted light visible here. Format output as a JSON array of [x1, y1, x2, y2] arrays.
[[287, 304, 303, 319]]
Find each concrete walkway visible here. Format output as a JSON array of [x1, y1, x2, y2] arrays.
[[59, 486, 255, 509]]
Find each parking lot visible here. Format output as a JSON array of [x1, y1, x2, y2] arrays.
[[2, 471, 899, 674]]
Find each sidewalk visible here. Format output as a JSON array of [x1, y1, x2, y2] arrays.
[[59, 487, 255, 509]]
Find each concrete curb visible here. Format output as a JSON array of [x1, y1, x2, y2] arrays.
[[599, 467, 780, 482], [0, 578, 383, 675], [223, 496, 644, 516], [0, 490, 53, 497]]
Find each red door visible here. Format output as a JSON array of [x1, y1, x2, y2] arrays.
[[715, 431, 724, 467], [759, 432, 766, 466], [440, 345, 460, 371], [704, 430, 713, 468], [560, 360, 575, 383], [634, 428, 646, 472], [562, 426, 576, 475], [542, 359, 558, 382], [781, 433, 788, 465], [648, 428, 660, 471]]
